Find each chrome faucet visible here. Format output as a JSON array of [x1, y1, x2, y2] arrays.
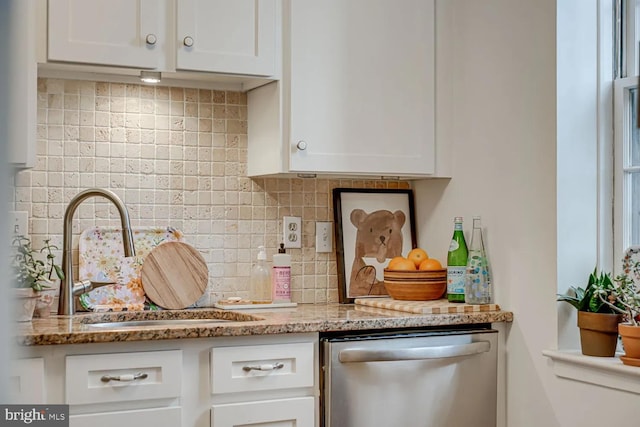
[[58, 189, 136, 315]]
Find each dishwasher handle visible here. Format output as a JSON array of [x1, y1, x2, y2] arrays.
[[338, 340, 491, 363]]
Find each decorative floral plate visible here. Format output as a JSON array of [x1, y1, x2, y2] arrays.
[[78, 227, 183, 311]]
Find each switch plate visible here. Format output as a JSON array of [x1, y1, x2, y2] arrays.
[[315, 222, 333, 253], [283, 216, 302, 249], [9, 211, 28, 238]]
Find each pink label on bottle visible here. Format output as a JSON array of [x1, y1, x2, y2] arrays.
[[272, 266, 291, 299]]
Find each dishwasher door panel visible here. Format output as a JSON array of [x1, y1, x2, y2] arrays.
[[322, 330, 498, 427]]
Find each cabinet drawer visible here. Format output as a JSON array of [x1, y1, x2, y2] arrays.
[[65, 350, 182, 405], [211, 342, 314, 394], [211, 396, 315, 427], [70, 406, 181, 427]]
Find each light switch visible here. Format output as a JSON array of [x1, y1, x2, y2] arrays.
[[9, 211, 28, 237], [316, 222, 333, 253]]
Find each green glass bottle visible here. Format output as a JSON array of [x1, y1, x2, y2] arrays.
[[447, 216, 468, 303]]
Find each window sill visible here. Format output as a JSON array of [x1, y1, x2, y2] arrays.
[[543, 349, 640, 394]]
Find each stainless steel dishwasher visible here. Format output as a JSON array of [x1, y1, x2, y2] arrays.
[[320, 327, 498, 427]]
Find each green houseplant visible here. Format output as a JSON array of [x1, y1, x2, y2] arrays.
[[557, 268, 624, 357], [12, 236, 64, 320]]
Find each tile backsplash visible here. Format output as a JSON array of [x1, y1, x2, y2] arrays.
[[11, 78, 409, 305]]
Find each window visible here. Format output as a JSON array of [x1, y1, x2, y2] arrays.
[[614, 0, 640, 264]]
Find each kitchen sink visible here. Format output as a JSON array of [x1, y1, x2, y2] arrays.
[[85, 319, 233, 329], [76, 308, 262, 329]]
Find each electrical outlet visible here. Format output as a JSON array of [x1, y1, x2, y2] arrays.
[[283, 216, 302, 249], [315, 222, 333, 253], [9, 211, 28, 238]]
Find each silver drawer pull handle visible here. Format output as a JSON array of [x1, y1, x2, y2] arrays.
[[242, 362, 284, 372], [101, 372, 148, 383]]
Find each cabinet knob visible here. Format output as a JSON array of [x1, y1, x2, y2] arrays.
[[296, 141, 307, 151], [183, 36, 194, 47], [145, 34, 157, 45]]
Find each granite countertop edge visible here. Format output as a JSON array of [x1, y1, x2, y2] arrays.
[[16, 303, 514, 346]]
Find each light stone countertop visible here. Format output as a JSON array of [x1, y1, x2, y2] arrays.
[[16, 303, 514, 346]]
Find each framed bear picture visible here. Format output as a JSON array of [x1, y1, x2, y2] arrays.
[[332, 188, 417, 303]]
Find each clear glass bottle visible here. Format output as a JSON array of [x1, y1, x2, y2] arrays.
[[250, 246, 272, 304], [464, 216, 493, 304], [447, 216, 468, 303]]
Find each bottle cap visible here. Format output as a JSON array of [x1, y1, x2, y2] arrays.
[[278, 243, 286, 254], [257, 245, 267, 261], [454, 216, 463, 222]]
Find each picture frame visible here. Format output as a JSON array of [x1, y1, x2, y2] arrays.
[[332, 188, 417, 303]]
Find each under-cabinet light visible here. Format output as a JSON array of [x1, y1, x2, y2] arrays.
[[140, 71, 161, 84]]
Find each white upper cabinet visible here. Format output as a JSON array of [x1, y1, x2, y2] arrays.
[[248, 0, 442, 178], [47, 0, 278, 77], [176, 0, 276, 76], [48, 0, 164, 69]]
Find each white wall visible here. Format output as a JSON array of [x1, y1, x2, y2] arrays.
[[416, 1, 640, 426]]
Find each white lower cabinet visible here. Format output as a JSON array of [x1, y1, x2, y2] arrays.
[[211, 397, 315, 426], [70, 407, 182, 427], [16, 332, 318, 427], [209, 335, 318, 427], [8, 357, 46, 404], [65, 349, 183, 425]]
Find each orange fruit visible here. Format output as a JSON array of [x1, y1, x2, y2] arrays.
[[387, 256, 407, 270], [407, 248, 429, 268], [387, 257, 417, 271], [419, 258, 443, 271]]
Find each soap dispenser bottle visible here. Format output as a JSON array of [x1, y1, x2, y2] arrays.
[[250, 246, 271, 304], [272, 243, 291, 303]]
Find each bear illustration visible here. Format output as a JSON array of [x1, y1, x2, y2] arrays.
[[349, 209, 406, 297]]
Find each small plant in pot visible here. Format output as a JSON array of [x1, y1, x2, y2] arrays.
[[12, 236, 64, 321], [557, 268, 624, 357], [595, 248, 640, 366]]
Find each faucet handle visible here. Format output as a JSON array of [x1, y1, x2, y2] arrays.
[[90, 280, 117, 288], [71, 279, 117, 296]]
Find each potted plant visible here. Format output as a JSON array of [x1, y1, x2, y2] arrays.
[[557, 268, 624, 357], [595, 248, 640, 365], [12, 236, 64, 321]]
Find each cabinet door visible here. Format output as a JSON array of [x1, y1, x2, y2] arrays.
[[70, 407, 181, 427], [48, 0, 165, 69], [211, 397, 315, 427], [9, 358, 45, 404], [288, 0, 435, 177], [176, 0, 276, 76]]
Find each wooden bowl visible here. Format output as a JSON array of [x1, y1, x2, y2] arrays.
[[383, 268, 447, 301]]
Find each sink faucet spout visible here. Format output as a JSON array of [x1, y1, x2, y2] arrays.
[[58, 188, 136, 315]]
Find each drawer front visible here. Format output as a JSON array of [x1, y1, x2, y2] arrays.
[[211, 397, 315, 427], [211, 342, 314, 394], [66, 350, 182, 405], [70, 406, 181, 427]]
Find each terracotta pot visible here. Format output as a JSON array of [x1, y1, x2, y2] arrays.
[[14, 288, 39, 322], [618, 323, 640, 364], [577, 311, 623, 357]]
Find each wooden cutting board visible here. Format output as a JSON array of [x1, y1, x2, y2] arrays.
[[141, 241, 208, 309], [354, 297, 500, 314]]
